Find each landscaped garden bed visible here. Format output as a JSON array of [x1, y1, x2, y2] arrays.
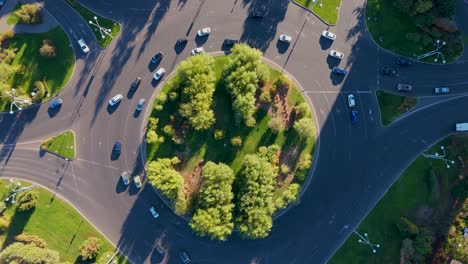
[[145, 44, 316, 240]]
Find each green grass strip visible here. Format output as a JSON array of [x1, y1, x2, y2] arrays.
[[6, 2, 22, 25], [294, 0, 341, 24], [41, 130, 76, 159], [376, 90, 417, 126]]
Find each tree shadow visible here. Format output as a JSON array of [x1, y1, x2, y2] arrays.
[[1, 208, 34, 249]]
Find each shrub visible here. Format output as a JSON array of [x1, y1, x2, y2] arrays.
[[273, 75, 291, 91], [39, 39, 56, 58], [397, 217, 419, 238], [15, 4, 42, 24], [154, 104, 163, 111], [79, 237, 102, 260], [174, 192, 188, 215], [245, 117, 256, 128], [0, 30, 14, 44], [17, 189, 39, 211], [298, 153, 312, 171], [0, 216, 10, 232], [148, 117, 159, 130], [214, 130, 224, 140], [14, 234, 47, 248], [293, 118, 314, 138], [259, 91, 271, 103], [155, 92, 167, 105], [274, 183, 300, 209], [147, 130, 164, 144], [280, 164, 290, 174], [294, 102, 310, 119], [268, 117, 285, 134], [230, 137, 242, 147], [32, 81, 46, 103], [169, 91, 178, 101], [413, 228, 434, 263], [0, 201, 6, 214], [0, 242, 60, 263]]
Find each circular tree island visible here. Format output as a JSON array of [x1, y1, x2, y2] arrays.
[[145, 44, 316, 241]]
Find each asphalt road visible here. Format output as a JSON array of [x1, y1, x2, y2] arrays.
[[0, 0, 467, 263]]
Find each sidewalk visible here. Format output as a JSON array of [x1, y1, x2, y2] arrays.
[[0, 0, 57, 34]]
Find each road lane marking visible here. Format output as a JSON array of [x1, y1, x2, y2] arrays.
[[75, 158, 119, 170], [306, 90, 372, 94]]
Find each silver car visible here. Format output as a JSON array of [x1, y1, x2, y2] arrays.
[[329, 50, 344, 59], [121, 172, 130, 185], [109, 94, 123, 106]]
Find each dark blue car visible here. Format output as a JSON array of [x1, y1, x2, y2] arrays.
[[332, 67, 347, 75], [49, 99, 63, 109], [114, 140, 122, 152], [351, 110, 358, 123]]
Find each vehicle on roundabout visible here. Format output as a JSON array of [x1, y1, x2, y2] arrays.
[[153, 68, 166, 81], [77, 39, 89, 54], [121, 172, 130, 185], [329, 50, 344, 60], [114, 140, 122, 154], [434, 87, 449, 94], [136, 98, 145, 111], [149, 207, 159, 218], [351, 110, 358, 124], [396, 57, 411, 65], [130, 77, 141, 91], [348, 94, 356, 107], [197, 27, 211, 37], [176, 37, 188, 46], [191, 47, 204, 55], [332, 67, 347, 75], [151, 52, 163, 64], [49, 98, 63, 109], [380, 66, 396, 76], [133, 175, 142, 188], [109, 94, 123, 106], [179, 252, 190, 263], [322, 30, 336, 40], [397, 83, 412, 92], [279, 34, 292, 43]]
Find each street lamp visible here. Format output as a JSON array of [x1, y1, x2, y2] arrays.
[[423, 145, 455, 168], [416, 39, 446, 64], [5, 88, 32, 114], [354, 231, 380, 253], [89, 16, 113, 40], [5, 181, 36, 204]]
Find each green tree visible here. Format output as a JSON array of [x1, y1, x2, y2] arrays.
[[17, 189, 39, 211], [413, 228, 434, 263], [190, 162, 235, 240], [397, 217, 420, 238], [0, 216, 10, 232], [0, 242, 60, 264], [413, 0, 433, 14], [14, 234, 47, 248], [294, 102, 310, 119], [274, 183, 300, 209], [268, 117, 285, 134], [293, 118, 314, 138], [147, 158, 184, 203], [79, 237, 102, 260], [230, 136, 242, 147], [177, 53, 216, 130], [15, 4, 42, 24]]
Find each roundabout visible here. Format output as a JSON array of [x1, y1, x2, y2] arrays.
[[0, 0, 467, 263]]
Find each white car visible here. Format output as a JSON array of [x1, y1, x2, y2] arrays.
[[279, 34, 292, 43], [329, 50, 344, 60], [153, 68, 166, 80], [191, 47, 204, 55], [77, 39, 89, 53], [133, 175, 142, 188], [322, 30, 336, 40], [121, 172, 129, 185], [149, 207, 159, 218], [197, 27, 211, 37], [108, 94, 123, 106], [348, 94, 356, 108]]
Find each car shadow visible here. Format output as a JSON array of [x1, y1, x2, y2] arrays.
[[134, 109, 142, 118], [127, 89, 135, 99], [128, 182, 141, 196], [116, 179, 128, 194], [276, 40, 289, 54], [195, 35, 208, 46], [47, 106, 61, 118], [148, 61, 159, 72], [330, 72, 345, 86], [326, 56, 340, 69], [150, 247, 165, 263], [319, 37, 333, 50], [174, 41, 187, 55], [151, 78, 161, 88], [111, 150, 121, 161], [106, 103, 120, 114]]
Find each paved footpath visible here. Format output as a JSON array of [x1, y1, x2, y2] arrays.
[[0, 0, 57, 34]]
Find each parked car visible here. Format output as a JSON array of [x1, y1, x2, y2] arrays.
[[77, 39, 89, 54], [250, 11, 263, 18], [109, 94, 123, 106], [136, 98, 145, 111], [151, 52, 164, 64], [348, 94, 355, 107], [224, 39, 239, 47], [179, 252, 190, 264], [322, 30, 336, 40], [351, 110, 358, 123], [49, 98, 63, 109], [149, 207, 159, 218], [121, 172, 130, 185], [279, 34, 292, 43], [114, 140, 122, 153], [380, 66, 396, 76], [396, 57, 411, 65], [329, 50, 344, 59], [332, 67, 347, 75], [397, 83, 412, 92], [434, 87, 449, 94], [130, 77, 141, 91], [191, 47, 204, 55], [153, 68, 166, 80], [197, 27, 211, 37], [176, 37, 188, 46], [133, 175, 142, 188]]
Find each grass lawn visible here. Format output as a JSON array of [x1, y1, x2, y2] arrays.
[[329, 136, 464, 264], [65, 0, 120, 48], [6, 2, 22, 25], [0, 179, 128, 263], [40, 130, 76, 159], [0, 26, 75, 112], [294, 0, 341, 25], [366, 0, 463, 62], [376, 90, 417, 126]]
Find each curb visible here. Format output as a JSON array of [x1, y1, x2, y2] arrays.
[[290, 0, 340, 26]]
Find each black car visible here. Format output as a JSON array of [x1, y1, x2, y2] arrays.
[[151, 52, 163, 64], [130, 77, 141, 91], [250, 11, 263, 18], [224, 39, 239, 47], [176, 37, 188, 46], [396, 57, 411, 65], [380, 66, 396, 76]]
